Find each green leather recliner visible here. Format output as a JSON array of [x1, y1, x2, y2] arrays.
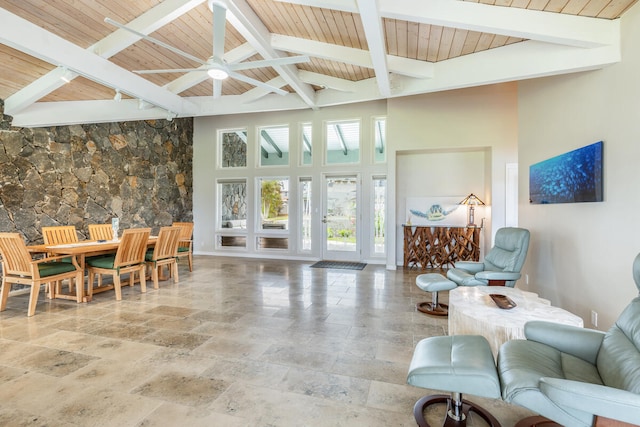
[[498, 252, 640, 426], [447, 227, 530, 287]]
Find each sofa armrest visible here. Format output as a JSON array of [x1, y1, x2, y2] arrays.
[[525, 321, 604, 364], [540, 378, 640, 425], [475, 271, 521, 281], [453, 261, 485, 274]]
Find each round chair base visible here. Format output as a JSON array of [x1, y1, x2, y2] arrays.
[[515, 416, 561, 427], [413, 394, 501, 427], [417, 302, 448, 316]]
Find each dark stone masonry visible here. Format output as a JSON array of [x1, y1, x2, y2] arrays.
[[0, 99, 193, 244]]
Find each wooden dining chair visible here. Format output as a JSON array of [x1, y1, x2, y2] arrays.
[[145, 226, 181, 289], [0, 232, 82, 316], [41, 225, 79, 295], [86, 228, 150, 301], [42, 225, 79, 246], [88, 223, 114, 241], [172, 222, 194, 272]]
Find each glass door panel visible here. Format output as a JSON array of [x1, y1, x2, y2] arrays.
[[322, 175, 359, 261]]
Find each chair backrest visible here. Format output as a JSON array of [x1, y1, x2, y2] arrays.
[[173, 222, 193, 239], [88, 224, 113, 241], [172, 222, 194, 250], [113, 228, 151, 269], [597, 253, 640, 393], [150, 226, 182, 261], [0, 232, 33, 277], [42, 226, 78, 245], [483, 227, 530, 273]]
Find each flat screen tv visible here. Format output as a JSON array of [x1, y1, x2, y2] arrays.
[[529, 141, 603, 204]]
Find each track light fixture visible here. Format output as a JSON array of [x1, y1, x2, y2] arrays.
[[138, 99, 151, 110]]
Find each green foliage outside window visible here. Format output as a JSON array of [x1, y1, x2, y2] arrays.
[[261, 180, 283, 219]]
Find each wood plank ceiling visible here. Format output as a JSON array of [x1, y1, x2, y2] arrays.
[[0, 0, 636, 127]]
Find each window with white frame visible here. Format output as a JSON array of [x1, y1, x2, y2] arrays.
[[301, 123, 312, 166], [218, 179, 247, 230], [299, 177, 312, 251], [219, 129, 247, 168], [258, 177, 289, 230], [372, 176, 386, 255], [373, 118, 386, 163], [325, 120, 360, 165], [259, 125, 289, 167]]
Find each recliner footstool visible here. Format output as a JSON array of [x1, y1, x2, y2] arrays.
[[415, 273, 457, 316], [407, 335, 502, 426]]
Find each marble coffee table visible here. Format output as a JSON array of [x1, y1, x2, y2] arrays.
[[448, 286, 584, 357]]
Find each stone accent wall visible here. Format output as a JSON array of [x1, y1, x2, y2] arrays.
[[0, 99, 193, 244]]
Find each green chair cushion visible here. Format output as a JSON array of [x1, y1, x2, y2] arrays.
[[145, 249, 154, 261], [177, 247, 189, 253], [86, 255, 116, 269], [38, 261, 77, 277]]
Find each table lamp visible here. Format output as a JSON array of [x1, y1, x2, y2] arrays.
[[459, 193, 485, 227]]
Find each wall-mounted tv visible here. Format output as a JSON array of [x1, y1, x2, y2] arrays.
[[529, 141, 603, 204]]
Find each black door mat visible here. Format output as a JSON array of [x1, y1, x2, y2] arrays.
[[310, 261, 367, 270]]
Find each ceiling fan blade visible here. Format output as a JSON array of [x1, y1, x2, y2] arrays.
[[229, 71, 288, 96], [211, 2, 227, 62], [228, 55, 310, 72], [213, 79, 222, 98], [133, 68, 207, 74], [105, 18, 206, 65]]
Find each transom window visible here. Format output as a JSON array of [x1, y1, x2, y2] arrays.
[[325, 120, 360, 165], [259, 125, 289, 167], [301, 123, 312, 166], [374, 118, 386, 163], [219, 129, 247, 168]]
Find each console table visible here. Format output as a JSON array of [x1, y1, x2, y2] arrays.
[[403, 225, 480, 269]]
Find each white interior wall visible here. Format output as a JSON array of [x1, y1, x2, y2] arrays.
[[518, 2, 640, 330], [386, 83, 519, 268]]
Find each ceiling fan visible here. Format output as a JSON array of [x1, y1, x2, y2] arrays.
[[105, 0, 309, 97]]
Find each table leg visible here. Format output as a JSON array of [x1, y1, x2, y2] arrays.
[[78, 254, 91, 303]]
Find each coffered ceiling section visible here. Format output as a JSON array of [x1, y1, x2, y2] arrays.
[[0, 0, 635, 127]]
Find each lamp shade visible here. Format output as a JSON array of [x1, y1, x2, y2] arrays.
[[459, 193, 485, 206]]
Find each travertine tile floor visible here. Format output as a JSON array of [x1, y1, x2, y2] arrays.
[[0, 257, 535, 426]]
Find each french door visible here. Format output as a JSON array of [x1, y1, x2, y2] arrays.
[[322, 174, 360, 261]]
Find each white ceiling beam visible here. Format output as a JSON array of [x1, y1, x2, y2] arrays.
[[271, 34, 433, 79], [239, 77, 288, 102], [382, 0, 618, 48], [224, 0, 316, 108], [356, 0, 391, 97], [192, 93, 310, 115], [9, 100, 181, 128], [420, 41, 620, 93], [277, 0, 618, 48], [298, 71, 358, 92], [313, 40, 620, 106], [0, 8, 197, 117], [4, 0, 205, 115], [275, 0, 356, 12]]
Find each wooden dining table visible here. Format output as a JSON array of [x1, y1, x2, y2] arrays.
[[28, 237, 157, 303]]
